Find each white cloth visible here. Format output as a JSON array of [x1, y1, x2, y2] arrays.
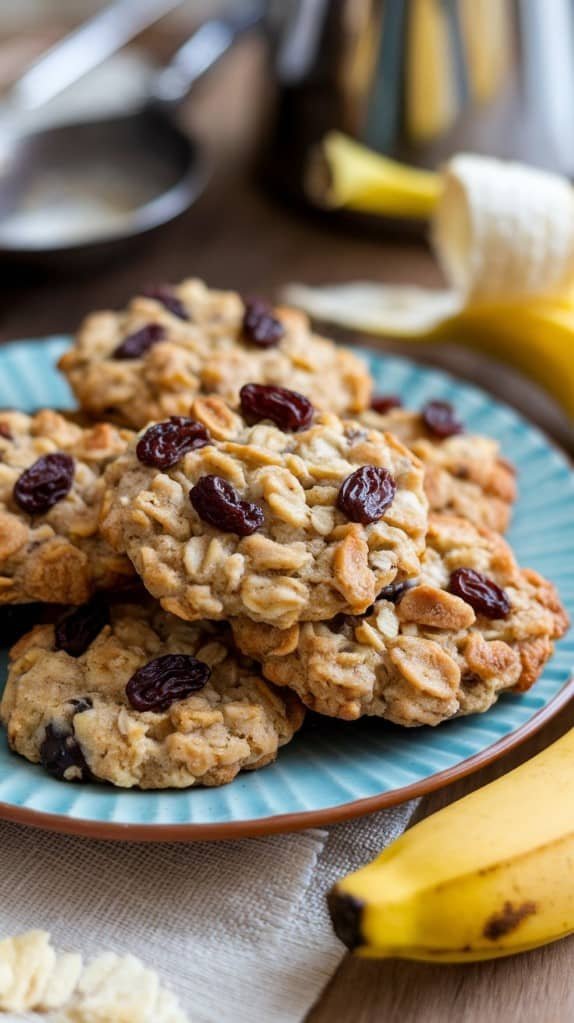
[[0, 801, 416, 1022]]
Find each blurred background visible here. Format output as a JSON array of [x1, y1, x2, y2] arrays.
[[0, 0, 237, 35], [1, 0, 572, 263]]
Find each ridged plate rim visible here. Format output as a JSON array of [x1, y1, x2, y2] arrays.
[[0, 337, 571, 842]]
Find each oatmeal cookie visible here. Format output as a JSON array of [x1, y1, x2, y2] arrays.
[[58, 279, 372, 428], [100, 397, 428, 627], [232, 513, 568, 725], [361, 405, 517, 532], [0, 410, 134, 605], [1, 601, 304, 789]]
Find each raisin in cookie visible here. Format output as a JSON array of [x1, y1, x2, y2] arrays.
[[58, 278, 372, 429], [232, 513, 568, 725], [0, 410, 134, 605], [1, 600, 304, 789], [100, 394, 428, 627], [361, 402, 517, 532]]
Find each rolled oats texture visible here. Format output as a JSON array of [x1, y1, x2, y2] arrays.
[[101, 405, 428, 627], [0, 410, 134, 605], [232, 513, 568, 723], [59, 279, 372, 428], [1, 602, 304, 790], [360, 406, 517, 532]]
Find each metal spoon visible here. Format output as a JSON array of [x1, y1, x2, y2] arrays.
[[0, 2, 263, 269]]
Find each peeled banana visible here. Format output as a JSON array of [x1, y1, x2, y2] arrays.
[[289, 148, 574, 420], [433, 154, 574, 302], [328, 728, 574, 962]]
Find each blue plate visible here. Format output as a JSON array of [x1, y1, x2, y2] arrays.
[[0, 338, 572, 841]]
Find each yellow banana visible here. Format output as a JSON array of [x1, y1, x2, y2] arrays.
[[282, 282, 574, 419], [307, 133, 440, 219], [436, 300, 574, 419], [328, 728, 574, 963], [290, 147, 574, 420]]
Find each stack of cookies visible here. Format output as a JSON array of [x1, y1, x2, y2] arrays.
[[0, 280, 568, 789]]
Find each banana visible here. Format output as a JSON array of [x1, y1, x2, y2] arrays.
[[438, 299, 574, 419], [433, 154, 574, 302], [328, 728, 574, 963], [287, 149, 574, 419], [306, 132, 440, 219]]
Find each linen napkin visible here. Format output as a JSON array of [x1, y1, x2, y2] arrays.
[[1, 800, 416, 1022]]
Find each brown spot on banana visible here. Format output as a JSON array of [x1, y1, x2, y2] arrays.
[[483, 900, 538, 941], [327, 888, 366, 950]]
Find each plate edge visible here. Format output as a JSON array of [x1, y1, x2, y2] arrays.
[[1, 674, 572, 842]]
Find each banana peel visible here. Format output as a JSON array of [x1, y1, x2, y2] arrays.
[[438, 300, 574, 419], [285, 282, 574, 420], [307, 133, 440, 220], [329, 727, 574, 963], [298, 139, 574, 420]]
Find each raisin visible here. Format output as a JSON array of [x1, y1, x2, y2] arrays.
[[359, 580, 413, 619], [239, 383, 313, 432], [337, 465, 397, 524], [370, 394, 403, 414], [0, 603, 43, 646], [0, 422, 12, 439], [461, 671, 483, 689], [242, 297, 284, 347], [126, 653, 211, 712], [330, 613, 352, 633], [421, 400, 464, 438], [136, 417, 211, 469], [113, 323, 165, 360], [449, 568, 511, 619], [190, 475, 264, 536], [55, 599, 109, 658], [142, 284, 189, 321], [377, 579, 413, 603], [40, 723, 93, 782], [13, 453, 74, 514]]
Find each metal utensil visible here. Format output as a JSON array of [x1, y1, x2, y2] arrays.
[[4, 0, 185, 116], [0, 2, 263, 269]]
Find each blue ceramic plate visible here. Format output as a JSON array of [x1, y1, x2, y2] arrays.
[[0, 338, 572, 841]]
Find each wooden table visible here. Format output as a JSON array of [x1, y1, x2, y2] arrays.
[[1, 32, 573, 1022]]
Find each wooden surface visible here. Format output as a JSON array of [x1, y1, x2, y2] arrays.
[[1, 31, 573, 1023]]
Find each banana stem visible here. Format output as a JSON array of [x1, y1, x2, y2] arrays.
[[312, 132, 441, 220]]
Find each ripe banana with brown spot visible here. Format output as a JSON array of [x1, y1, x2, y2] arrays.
[[328, 728, 574, 962]]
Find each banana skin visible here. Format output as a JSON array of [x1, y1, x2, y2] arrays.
[[328, 729, 574, 962], [298, 144, 574, 420]]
